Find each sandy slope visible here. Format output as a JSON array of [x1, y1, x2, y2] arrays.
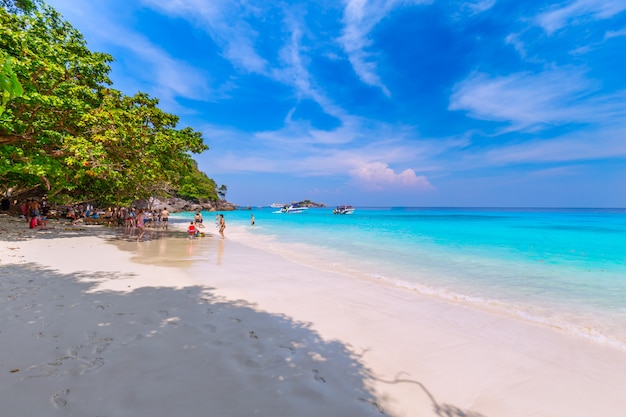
[[1, 216, 625, 416]]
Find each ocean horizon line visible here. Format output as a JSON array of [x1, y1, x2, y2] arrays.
[[231, 205, 626, 212]]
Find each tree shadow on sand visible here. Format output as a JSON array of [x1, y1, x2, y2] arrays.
[[0, 216, 191, 243], [1, 262, 488, 417]]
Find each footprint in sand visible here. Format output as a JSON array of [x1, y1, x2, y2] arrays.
[[243, 358, 264, 368], [91, 338, 113, 354], [79, 358, 104, 374], [51, 389, 69, 408], [68, 344, 83, 357], [202, 324, 217, 333], [23, 362, 60, 380], [248, 331, 258, 339]]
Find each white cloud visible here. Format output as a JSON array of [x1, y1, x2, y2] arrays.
[[536, 0, 626, 34], [527, 166, 583, 177], [605, 28, 626, 39], [46, 0, 210, 108], [141, 0, 268, 74], [142, 1, 354, 134], [485, 127, 626, 165], [350, 162, 433, 190], [449, 69, 626, 130], [115, 35, 209, 101], [339, 0, 430, 97], [465, 0, 497, 15], [199, 117, 454, 184], [505, 33, 528, 59]]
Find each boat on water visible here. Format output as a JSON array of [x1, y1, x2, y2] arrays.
[[274, 204, 308, 213], [269, 203, 284, 208], [333, 205, 355, 215]]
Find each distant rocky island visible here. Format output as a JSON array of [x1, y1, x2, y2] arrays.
[[269, 200, 326, 208], [147, 197, 236, 213], [294, 200, 326, 208]]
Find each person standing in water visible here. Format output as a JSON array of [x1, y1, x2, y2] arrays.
[[193, 210, 202, 225], [160, 207, 170, 230], [219, 214, 226, 239], [251, 214, 255, 226], [136, 210, 146, 242]]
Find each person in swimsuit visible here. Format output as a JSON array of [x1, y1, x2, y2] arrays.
[[136, 210, 146, 242], [187, 221, 197, 238], [194, 211, 204, 228], [219, 214, 226, 239], [160, 207, 169, 230]]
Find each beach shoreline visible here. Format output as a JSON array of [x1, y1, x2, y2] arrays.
[[1, 215, 626, 416]]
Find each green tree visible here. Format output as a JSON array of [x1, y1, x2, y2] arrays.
[[0, 3, 113, 196], [1, 0, 38, 14], [70, 90, 207, 205], [176, 162, 218, 203], [217, 184, 227, 200], [0, 2, 216, 206], [0, 52, 23, 116]]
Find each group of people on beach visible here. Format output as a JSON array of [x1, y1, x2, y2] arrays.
[[187, 211, 226, 239], [20, 198, 50, 229], [112, 206, 171, 242], [8, 197, 231, 242]]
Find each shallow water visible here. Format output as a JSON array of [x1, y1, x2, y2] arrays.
[[176, 207, 626, 348]]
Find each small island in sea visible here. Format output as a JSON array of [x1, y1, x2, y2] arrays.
[[286, 200, 326, 208]]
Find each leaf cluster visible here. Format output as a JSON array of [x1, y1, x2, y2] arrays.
[[0, 2, 216, 206], [176, 160, 219, 203], [0, 52, 24, 115]]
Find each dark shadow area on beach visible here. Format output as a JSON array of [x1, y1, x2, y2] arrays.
[[0, 262, 489, 417], [0, 216, 193, 243]]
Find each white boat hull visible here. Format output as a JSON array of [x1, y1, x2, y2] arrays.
[[274, 205, 308, 213]]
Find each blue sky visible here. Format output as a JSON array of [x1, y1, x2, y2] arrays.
[[46, 0, 626, 207]]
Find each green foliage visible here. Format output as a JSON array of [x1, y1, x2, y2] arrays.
[[0, 2, 217, 206], [0, 53, 23, 115], [217, 184, 227, 200], [176, 162, 218, 202], [69, 90, 208, 204], [1, 0, 38, 14]]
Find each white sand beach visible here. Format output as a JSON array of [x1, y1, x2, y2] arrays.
[[1, 215, 626, 417]]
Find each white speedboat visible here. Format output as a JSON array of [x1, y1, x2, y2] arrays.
[[275, 204, 308, 213], [269, 203, 284, 208], [333, 205, 355, 215]]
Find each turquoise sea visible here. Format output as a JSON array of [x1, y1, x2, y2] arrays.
[[177, 207, 626, 349]]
